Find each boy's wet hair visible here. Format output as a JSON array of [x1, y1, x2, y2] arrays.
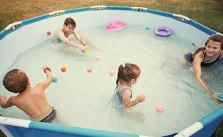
[[116, 63, 141, 86], [64, 17, 76, 28], [205, 34, 223, 50], [3, 69, 28, 93]]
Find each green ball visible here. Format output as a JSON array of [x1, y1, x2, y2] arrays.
[[53, 77, 58, 83], [218, 94, 223, 100], [57, 39, 61, 43]]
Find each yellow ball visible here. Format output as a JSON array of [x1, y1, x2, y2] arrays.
[[63, 64, 68, 68], [85, 49, 90, 53]]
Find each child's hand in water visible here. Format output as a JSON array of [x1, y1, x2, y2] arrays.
[[0, 95, 7, 105], [137, 94, 146, 102], [79, 45, 90, 53], [212, 93, 223, 104]]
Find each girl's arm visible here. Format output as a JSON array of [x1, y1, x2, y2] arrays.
[[193, 53, 213, 94], [122, 91, 145, 108]]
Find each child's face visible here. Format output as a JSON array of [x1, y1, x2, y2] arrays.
[[205, 40, 221, 57], [64, 24, 75, 34]]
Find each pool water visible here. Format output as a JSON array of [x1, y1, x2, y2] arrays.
[[0, 25, 222, 136]]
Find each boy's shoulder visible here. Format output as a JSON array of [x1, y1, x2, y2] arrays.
[[31, 84, 45, 93], [56, 28, 64, 34]]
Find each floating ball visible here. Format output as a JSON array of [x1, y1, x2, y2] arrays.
[[63, 64, 68, 68], [47, 31, 51, 35], [61, 67, 66, 72], [218, 94, 223, 100], [109, 71, 115, 76], [96, 56, 100, 61], [57, 39, 61, 43], [85, 49, 90, 53], [156, 105, 164, 113], [146, 27, 149, 30], [87, 68, 92, 73], [52, 77, 58, 83]]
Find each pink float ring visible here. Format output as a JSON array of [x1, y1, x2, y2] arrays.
[[105, 21, 127, 31]]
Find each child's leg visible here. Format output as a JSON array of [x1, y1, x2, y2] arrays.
[[122, 109, 146, 122], [51, 42, 62, 52], [181, 53, 193, 65]]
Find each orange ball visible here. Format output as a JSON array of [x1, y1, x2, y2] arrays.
[[61, 67, 66, 72], [47, 31, 51, 35]]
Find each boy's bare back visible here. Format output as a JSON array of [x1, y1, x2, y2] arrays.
[[11, 84, 53, 121], [0, 67, 55, 122]]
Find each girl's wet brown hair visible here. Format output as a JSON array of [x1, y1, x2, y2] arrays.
[[116, 63, 141, 86], [205, 34, 223, 50]]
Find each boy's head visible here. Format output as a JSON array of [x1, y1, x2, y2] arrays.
[[3, 69, 29, 93], [63, 17, 76, 34]]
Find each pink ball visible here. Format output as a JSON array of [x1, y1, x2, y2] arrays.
[[156, 105, 164, 113], [96, 56, 100, 61], [87, 68, 92, 73], [109, 71, 115, 76]]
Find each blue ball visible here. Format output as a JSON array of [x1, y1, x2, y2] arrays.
[[57, 39, 61, 43], [52, 77, 58, 83], [146, 27, 149, 30], [218, 94, 223, 100]]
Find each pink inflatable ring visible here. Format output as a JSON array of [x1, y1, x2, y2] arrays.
[[106, 21, 127, 31]]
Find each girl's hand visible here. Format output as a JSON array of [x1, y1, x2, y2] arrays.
[[137, 94, 146, 102], [212, 93, 223, 104]]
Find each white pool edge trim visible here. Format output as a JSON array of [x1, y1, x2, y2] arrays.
[[216, 32, 223, 36], [131, 7, 147, 11], [49, 10, 65, 16], [174, 122, 203, 137], [173, 14, 190, 21], [91, 5, 106, 9], [5, 21, 22, 31], [0, 117, 30, 128]]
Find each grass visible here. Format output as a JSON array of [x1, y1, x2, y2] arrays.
[[212, 121, 223, 137], [0, 130, 6, 137], [0, 0, 223, 137], [0, 0, 223, 33]]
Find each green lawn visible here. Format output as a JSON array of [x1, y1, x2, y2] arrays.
[[0, 0, 223, 33]]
